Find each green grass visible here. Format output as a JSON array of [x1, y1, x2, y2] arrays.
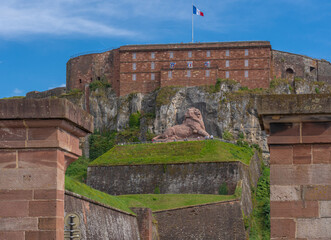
[[65, 176, 238, 214], [65, 176, 135, 214], [117, 194, 236, 211], [65, 157, 90, 182], [89, 140, 254, 166]]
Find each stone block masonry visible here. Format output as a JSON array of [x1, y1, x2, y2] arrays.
[[258, 94, 331, 239], [0, 99, 93, 240]]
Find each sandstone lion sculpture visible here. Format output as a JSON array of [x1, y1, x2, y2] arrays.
[[152, 108, 210, 142]]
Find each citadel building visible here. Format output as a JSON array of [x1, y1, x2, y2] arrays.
[[66, 41, 331, 96]]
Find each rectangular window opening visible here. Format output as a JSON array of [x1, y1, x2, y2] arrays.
[[151, 62, 155, 70], [132, 53, 136, 59], [245, 60, 249, 67], [245, 49, 249, 56], [226, 60, 229, 68], [245, 71, 249, 78], [132, 63, 136, 70], [226, 50, 230, 56], [132, 74, 136, 81], [188, 51, 192, 58], [225, 71, 229, 79], [206, 50, 211, 57], [151, 73, 155, 80], [206, 70, 210, 77], [151, 52, 155, 59], [168, 71, 172, 79], [170, 52, 174, 58], [187, 70, 191, 77]]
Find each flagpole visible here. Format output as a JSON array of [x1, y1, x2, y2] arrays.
[[192, 3, 194, 43]]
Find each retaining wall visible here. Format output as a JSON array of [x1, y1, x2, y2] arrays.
[[64, 191, 140, 240], [154, 200, 245, 240]]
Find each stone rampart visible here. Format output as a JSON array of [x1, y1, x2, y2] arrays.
[[88, 162, 239, 195], [87, 153, 260, 198], [64, 191, 140, 240], [153, 200, 245, 240]]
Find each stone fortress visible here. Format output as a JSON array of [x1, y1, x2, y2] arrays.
[[67, 41, 331, 96], [1, 41, 331, 240]]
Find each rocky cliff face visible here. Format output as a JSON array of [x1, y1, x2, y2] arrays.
[[62, 78, 331, 159]]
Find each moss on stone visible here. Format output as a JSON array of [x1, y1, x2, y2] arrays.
[[155, 86, 179, 107]]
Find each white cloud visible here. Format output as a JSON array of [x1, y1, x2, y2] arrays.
[[0, 0, 137, 38], [13, 88, 23, 95], [48, 83, 66, 90]]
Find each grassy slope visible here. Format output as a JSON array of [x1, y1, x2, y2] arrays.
[[117, 194, 236, 211], [90, 140, 254, 166], [65, 176, 238, 214], [65, 176, 135, 214]]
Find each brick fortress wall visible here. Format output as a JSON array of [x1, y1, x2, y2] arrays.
[[67, 41, 272, 96]]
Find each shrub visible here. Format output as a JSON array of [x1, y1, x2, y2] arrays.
[[222, 130, 234, 141], [315, 87, 320, 94], [238, 132, 244, 140], [154, 186, 160, 194], [218, 182, 228, 195], [89, 80, 111, 91], [129, 111, 141, 129], [89, 131, 116, 160]]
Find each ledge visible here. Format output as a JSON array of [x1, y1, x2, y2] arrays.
[[0, 98, 93, 133], [257, 94, 331, 133]]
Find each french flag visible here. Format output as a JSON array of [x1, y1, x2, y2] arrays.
[[193, 5, 204, 16]]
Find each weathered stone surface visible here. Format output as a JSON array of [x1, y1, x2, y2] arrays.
[[65, 191, 140, 240], [271, 164, 331, 185], [154, 200, 245, 240], [270, 185, 301, 201], [88, 162, 241, 195], [0, 218, 38, 231], [297, 218, 331, 238], [0, 98, 93, 134], [320, 201, 331, 217]]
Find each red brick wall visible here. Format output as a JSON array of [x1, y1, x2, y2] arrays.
[[67, 42, 272, 96], [118, 43, 271, 96]]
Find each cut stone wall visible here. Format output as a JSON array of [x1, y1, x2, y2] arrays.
[[153, 200, 245, 240], [258, 94, 331, 239], [87, 162, 240, 195], [64, 191, 140, 240], [0, 99, 93, 240]]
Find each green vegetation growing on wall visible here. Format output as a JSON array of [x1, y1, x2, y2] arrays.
[[1, 96, 25, 99], [89, 140, 254, 166], [129, 111, 141, 129], [118, 194, 235, 211], [89, 131, 117, 160], [65, 176, 135, 214], [89, 80, 111, 91], [248, 166, 270, 239], [269, 78, 289, 89], [61, 88, 83, 97], [155, 86, 179, 107]]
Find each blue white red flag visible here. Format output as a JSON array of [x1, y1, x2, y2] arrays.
[[204, 61, 210, 67], [170, 62, 176, 68], [193, 5, 204, 16], [187, 62, 193, 68]]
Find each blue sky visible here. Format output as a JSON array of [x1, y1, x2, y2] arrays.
[[1, 0, 330, 98]]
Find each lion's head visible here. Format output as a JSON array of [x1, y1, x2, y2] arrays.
[[185, 107, 203, 121]]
